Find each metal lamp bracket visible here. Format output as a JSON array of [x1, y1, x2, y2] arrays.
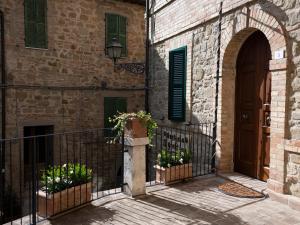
[[114, 63, 145, 74]]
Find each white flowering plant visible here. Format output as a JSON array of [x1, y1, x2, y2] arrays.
[[157, 148, 192, 168], [40, 163, 92, 194]]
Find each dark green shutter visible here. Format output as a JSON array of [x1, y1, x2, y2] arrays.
[[35, 0, 47, 48], [119, 16, 127, 56], [105, 14, 127, 56], [24, 0, 47, 48], [168, 46, 187, 122], [24, 0, 36, 47], [106, 14, 119, 50], [104, 97, 127, 136]]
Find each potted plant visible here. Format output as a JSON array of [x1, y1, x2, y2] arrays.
[[110, 111, 157, 142], [155, 148, 192, 184], [38, 163, 92, 217]]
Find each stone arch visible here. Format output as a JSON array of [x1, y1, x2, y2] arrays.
[[217, 5, 288, 191]]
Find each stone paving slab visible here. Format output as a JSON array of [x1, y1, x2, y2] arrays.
[[45, 176, 300, 225]]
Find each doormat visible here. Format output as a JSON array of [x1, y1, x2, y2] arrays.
[[218, 182, 265, 198]]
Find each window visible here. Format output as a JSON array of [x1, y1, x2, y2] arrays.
[[168, 46, 187, 122], [24, 125, 53, 165], [24, 0, 47, 48], [105, 14, 127, 56], [104, 97, 127, 136]]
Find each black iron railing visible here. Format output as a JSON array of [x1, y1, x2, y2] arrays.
[[0, 128, 124, 225], [146, 123, 216, 186]]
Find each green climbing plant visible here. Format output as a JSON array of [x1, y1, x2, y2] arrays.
[[109, 111, 158, 144]]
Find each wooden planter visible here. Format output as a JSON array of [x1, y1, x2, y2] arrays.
[[38, 182, 92, 217], [155, 163, 192, 185], [125, 118, 147, 138]]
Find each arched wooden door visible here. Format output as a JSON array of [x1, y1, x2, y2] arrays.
[[234, 31, 271, 181]]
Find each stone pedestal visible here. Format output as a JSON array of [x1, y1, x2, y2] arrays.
[[124, 137, 149, 197]]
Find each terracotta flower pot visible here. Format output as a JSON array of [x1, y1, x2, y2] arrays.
[[125, 118, 147, 138], [155, 163, 193, 185], [37, 182, 92, 217]]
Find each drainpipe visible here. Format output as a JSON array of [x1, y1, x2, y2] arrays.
[[0, 10, 5, 225], [0, 11, 5, 142], [189, 33, 195, 123], [212, 1, 223, 171], [145, 0, 150, 113]]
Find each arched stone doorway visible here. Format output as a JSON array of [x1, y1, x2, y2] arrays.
[[234, 31, 271, 180], [217, 6, 288, 191]]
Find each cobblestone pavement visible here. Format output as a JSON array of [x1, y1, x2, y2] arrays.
[[46, 176, 300, 225]]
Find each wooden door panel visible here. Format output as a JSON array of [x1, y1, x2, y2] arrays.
[[234, 31, 271, 180]]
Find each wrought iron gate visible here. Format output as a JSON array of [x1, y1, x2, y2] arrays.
[[146, 123, 217, 186]]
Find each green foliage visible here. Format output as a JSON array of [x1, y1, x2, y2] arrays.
[[40, 163, 92, 194], [109, 111, 158, 144], [157, 148, 192, 168]]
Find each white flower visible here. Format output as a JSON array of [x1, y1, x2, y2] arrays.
[[179, 158, 183, 164], [55, 177, 60, 183], [167, 163, 171, 168], [62, 164, 67, 168]]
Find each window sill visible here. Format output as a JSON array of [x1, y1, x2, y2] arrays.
[[25, 46, 49, 51]]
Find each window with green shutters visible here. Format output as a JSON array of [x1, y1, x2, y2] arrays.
[[24, 0, 47, 49], [105, 13, 127, 56], [168, 46, 187, 122], [104, 97, 127, 136]]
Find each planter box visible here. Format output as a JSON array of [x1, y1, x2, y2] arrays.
[[38, 182, 92, 217], [155, 163, 192, 184]]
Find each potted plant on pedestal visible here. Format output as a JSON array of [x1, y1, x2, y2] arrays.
[[155, 148, 192, 184], [38, 163, 92, 217], [109, 110, 157, 141]]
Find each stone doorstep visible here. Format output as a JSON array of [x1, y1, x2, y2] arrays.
[[268, 189, 300, 212]]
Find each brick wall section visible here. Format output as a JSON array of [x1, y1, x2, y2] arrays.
[[149, 0, 300, 200]]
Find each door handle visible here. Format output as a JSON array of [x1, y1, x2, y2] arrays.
[[242, 113, 249, 120], [266, 116, 271, 126]]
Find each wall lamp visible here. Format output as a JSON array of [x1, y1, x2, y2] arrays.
[[107, 38, 145, 74]]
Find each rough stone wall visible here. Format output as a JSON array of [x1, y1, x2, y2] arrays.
[[149, 0, 300, 200], [0, 0, 145, 138], [286, 151, 300, 197]]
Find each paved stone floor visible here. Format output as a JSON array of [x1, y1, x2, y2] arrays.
[[44, 175, 300, 225]]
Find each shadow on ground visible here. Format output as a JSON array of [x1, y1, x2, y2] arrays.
[[49, 204, 117, 225]]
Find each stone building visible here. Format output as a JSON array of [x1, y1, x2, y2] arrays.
[[148, 0, 300, 209], [0, 0, 145, 139], [0, 0, 146, 204]]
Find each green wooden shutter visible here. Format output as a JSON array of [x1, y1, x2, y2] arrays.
[[24, 0, 47, 48], [104, 97, 127, 136], [35, 0, 47, 48], [106, 14, 119, 54], [105, 14, 127, 56], [24, 0, 36, 47], [168, 46, 187, 122], [119, 16, 127, 56]]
